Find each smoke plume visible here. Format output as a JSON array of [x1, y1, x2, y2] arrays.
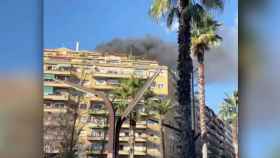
[[95, 34, 237, 83], [96, 35, 178, 69]]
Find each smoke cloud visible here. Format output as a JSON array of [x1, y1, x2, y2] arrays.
[[95, 32, 237, 83], [96, 35, 178, 69]]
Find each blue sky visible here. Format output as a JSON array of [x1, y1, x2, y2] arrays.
[[0, 0, 41, 73], [44, 0, 238, 113]]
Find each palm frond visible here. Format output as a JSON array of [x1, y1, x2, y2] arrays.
[[200, 0, 224, 11], [190, 3, 208, 26], [218, 91, 238, 125], [167, 7, 180, 28], [191, 14, 222, 57], [149, 0, 171, 19]]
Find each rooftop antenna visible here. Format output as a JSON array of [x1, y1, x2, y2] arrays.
[[75, 41, 80, 51], [129, 46, 134, 60]]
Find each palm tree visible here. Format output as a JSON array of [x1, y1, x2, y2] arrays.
[[191, 15, 222, 158], [112, 77, 145, 158], [149, 1, 224, 157], [151, 98, 173, 158], [218, 91, 238, 158]]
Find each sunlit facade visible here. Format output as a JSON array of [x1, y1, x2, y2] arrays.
[[43, 48, 168, 158]]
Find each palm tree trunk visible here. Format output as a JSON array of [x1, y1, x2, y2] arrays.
[[114, 117, 122, 158], [159, 117, 166, 158], [129, 114, 135, 158], [176, 0, 195, 157], [232, 123, 238, 158], [197, 56, 208, 158]]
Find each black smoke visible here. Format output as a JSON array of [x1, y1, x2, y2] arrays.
[[95, 34, 237, 83], [96, 35, 178, 69]]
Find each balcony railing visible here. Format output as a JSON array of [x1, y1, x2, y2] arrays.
[[44, 80, 70, 87], [88, 123, 108, 129], [44, 108, 67, 113], [87, 150, 106, 155], [119, 149, 147, 156], [118, 136, 147, 142], [92, 84, 116, 90], [87, 135, 108, 141], [122, 121, 147, 129], [43, 93, 69, 101], [93, 71, 149, 79], [44, 69, 71, 75], [88, 109, 108, 115]]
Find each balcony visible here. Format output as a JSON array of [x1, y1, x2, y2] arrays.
[[86, 147, 147, 156], [44, 81, 70, 88], [93, 71, 148, 79], [122, 122, 147, 129], [147, 149, 161, 157], [147, 124, 160, 131], [70, 71, 92, 80], [44, 108, 67, 113], [88, 123, 108, 129], [92, 84, 116, 90], [44, 94, 69, 101], [93, 72, 131, 79], [87, 150, 106, 155], [119, 149, 147, 156], [119, 136, 147, 142], [87, 135, 108, 141], [84, 94, 104, 102], [89, 109, 108, 115], [44, 148, 60, 154], [146, 136, 160, 144], [44, 70, 71, 75]]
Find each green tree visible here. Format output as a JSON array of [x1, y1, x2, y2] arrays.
[[112, 77, 145, 158], [218, 91, 238, 158], [149, 1, 224, 157], [151, 98, 173, 158], [191, 15, 222, 158]]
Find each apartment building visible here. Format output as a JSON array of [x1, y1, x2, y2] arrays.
[[43, 48, 169, 158], [198, 106, 235, 158], [163, 104, 235, 158]]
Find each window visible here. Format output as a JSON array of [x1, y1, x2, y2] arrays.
[[80, 104, 87, 109], [54, 103, 64, 108], [88, 116, 93, 123], [44, 86, 54, 96], [81, 116, 88, 123], [90, 104, 103, 110], [94, 67, 100, 72], [83, 80, 91, 86], [47, 66, 52, 70], [44, 102, 52, 108], [44, 74, 55, 81], [110, 60, 120, 64], [91, 143, 103, 151], [148, 71, 156, 77], [95, 79, 106, 85], [134, 69, 145, 77], [92, 130, 104, 137], [46, 112, 52, 121], [107, 79, 119, 85], [158, 83, 164, 89], [125, 132, 129, 136], [119, 145, 124, 150], [147, 120, 157, 125], [151, 82, 156, 88]]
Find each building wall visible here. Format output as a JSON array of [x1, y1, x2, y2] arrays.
[[43, 48, 168, 158]]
